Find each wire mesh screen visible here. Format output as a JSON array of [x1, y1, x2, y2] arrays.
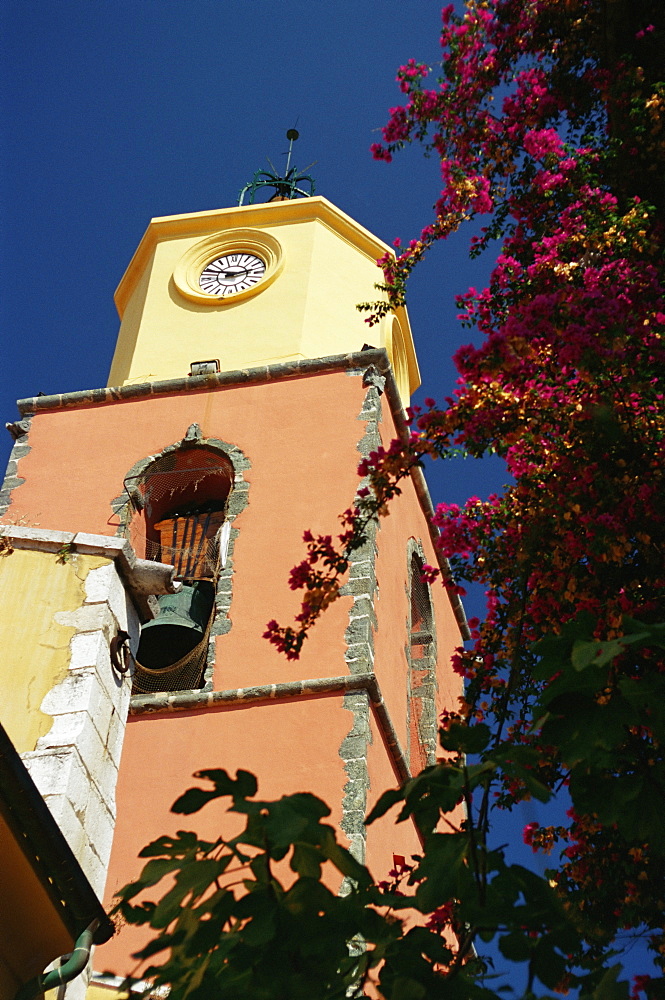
[[411, 559, 434, 653], [132, 621, 211, 694], [125, 453, 233, 518], [409, 556, 436, 773]]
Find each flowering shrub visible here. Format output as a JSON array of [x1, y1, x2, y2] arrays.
[[267, 0, 665, 995]]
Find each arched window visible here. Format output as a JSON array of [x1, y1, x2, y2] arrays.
[[407, 549, 437, 774], [129, 446, 235, 581], [120, 436, 245, 695]]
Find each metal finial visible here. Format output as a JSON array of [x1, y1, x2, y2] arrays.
[[238, 128, 316, 206], [284, 128, 299, 177]]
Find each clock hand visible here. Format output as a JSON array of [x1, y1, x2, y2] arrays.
[[222, 269, 250, 279]]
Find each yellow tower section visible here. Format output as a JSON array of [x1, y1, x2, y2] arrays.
[[108, 196, 420, 403]]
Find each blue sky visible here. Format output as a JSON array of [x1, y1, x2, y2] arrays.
[[5, 0, 630, 990]]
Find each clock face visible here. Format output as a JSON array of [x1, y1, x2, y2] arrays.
[[199, 252, 266, 298]]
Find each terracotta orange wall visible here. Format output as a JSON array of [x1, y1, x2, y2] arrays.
[[365, 710, 423, 881], [8, 373, 364, 537], [363, 419, 464, 881], [97, 695, 355, 976], [5, 373, 370, 683], [7, 365, 465, 756], [100, 697, 437, 979], [364, 487, 464, 880], [7, 368, 465, 978], [370, 436, 464, 759]]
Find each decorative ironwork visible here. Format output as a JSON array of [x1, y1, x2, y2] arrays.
[[238, 129, 316, 205]]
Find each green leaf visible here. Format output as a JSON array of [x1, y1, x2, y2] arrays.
[[138, 830, 207, 858], [464, 760, 497, 790], [197, 767, 258, 799], [573, 772, 665, 848], [498, 930, 533, 962], [533, 612, 597, 665], [133, 928, 185, 961], [237, 895, 277, 947], [540, 691, 638, 769], [489, 745, 552, 803], [439, 721, 491, 754], [571, 637, 627, 671], [291, 842, 323, 879], [114, 856, 188, 902], [390, 976, 427, 1000], [621, 618, 665, 649], [591, 965, 630, 1000], [414, 833, 468, 911], [261, 793, 328, 851], [112, 899, 155, 926], [520, 772, 552, 802], [248, 852, 271, 884], [396, 768, 459, 833], [172, 786, 226, 815], [366, 787, 404, 824], [323, 837, 371, 886], [180, 952, 211, 998], [619, 673, 665, 741]]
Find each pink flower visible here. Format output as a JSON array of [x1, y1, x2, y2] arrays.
[[523, 821, 539, 848], [419, 564, 440, 584], [523, 128, 565, 159], [632, 976, 652, 999]]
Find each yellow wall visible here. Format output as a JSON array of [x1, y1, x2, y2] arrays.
[[107, 197, 420, 402], [84, 986, 128, 999], [0, 548, 108, 752]]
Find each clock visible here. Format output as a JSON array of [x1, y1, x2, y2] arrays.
[[173, 228, 283, 305], [199, 252, 266, 298]]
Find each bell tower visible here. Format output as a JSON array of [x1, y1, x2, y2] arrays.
[[1, 154, 466, 996]]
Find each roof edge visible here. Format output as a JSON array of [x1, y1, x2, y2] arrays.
[[16, 349, 394, 414]]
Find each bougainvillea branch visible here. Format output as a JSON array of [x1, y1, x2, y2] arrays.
[[264, 434, 431, 658]]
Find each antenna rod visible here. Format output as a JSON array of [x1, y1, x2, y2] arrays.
[[285, 128, 299, 176]]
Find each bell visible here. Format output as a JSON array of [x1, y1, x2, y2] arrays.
[[137, 581, 215, 670]]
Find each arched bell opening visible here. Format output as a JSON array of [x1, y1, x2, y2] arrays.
[[122, 442, 238, 693]]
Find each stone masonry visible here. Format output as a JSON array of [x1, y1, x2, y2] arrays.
[[0, 527, 175, 1000]]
